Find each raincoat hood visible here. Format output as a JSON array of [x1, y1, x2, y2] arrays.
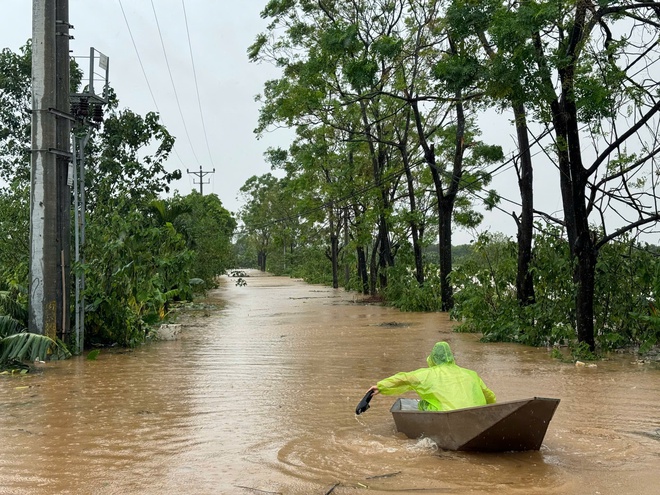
[[427, 341, 455, 367]]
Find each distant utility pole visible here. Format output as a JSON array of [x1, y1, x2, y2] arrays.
[[29, 0, 72, 339], [187, 165, 215, 195]]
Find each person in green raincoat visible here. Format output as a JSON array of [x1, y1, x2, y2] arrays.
[[366, 341, 496, 411]]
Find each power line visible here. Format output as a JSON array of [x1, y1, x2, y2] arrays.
[[150, 0, 201, 166], [181, 0, 216, 168], [117, 0, 186, 168], [118, 0, 159, 114]]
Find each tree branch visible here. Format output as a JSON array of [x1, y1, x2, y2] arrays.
[[533, 209, 566, 227], [596, 213, 660, 250], [588, 146, 660, 210], [587, 99, 660, 177]]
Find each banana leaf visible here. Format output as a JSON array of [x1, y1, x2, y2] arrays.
[[0, 292, 28, 328], [0, 315, 24, 339], [0, 332, 72, 362]]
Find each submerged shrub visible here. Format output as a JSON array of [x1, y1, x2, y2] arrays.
[[451, 227, 660, 352]]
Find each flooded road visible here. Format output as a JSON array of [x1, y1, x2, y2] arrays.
[[1, 271, 659, 494]]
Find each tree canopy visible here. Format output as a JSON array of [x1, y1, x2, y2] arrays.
[[241, 0, 660, 354]]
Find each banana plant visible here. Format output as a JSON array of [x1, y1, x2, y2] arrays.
[[1, 332, 71, 363], [0, 290, 71, 364]]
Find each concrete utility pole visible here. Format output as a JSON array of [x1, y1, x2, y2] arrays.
[[56, 0, 72, 341], [187, 165, 215, 195], [29, 0, 71, 338]]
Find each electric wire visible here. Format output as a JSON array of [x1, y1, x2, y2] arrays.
[[117, 0, 186, 168], [117, 0, 159, 115], [181, 0, 216, 169], [150, 0, 201, 166]]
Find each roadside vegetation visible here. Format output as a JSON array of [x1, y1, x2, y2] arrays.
[[4, 1, 660, 366], [0, 42, 236, 366], [238, 0, 660, 358]]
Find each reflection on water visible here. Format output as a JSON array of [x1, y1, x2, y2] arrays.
[[1, 271, 659, 494]]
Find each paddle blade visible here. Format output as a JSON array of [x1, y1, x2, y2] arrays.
[[355, 389, 375, 415]]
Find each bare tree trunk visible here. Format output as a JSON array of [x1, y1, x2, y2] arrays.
[[369, 236, 380, 296], [360, 100, 394, 292], [330, 233, 339, 289], [512, 103, 536, 307], [438, 201, 454, 311], [401, 146, 424, 285], [258, 250, 267, 272], [356, 245, 369, 295], [328, 206, 339, 288], [574, 232, 597, 350], [343, 209, 350, 287]]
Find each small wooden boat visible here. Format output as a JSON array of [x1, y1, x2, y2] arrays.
[[390, 397, 560, 452]]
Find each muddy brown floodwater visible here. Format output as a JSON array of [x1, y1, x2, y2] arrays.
[[1, 271, 659, 495]]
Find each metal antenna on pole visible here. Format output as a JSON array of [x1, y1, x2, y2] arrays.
[[187, 165, 215, 195]]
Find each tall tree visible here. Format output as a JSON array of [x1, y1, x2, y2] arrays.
[[483, 0, 660, 350], [445, 0, 537, 308], [239, 173, 296, 272], [163, 192, 237, 286], [251, 0, 502, 304]]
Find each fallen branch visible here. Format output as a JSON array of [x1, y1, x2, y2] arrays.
[[366, 471, 401, 480], [324, 482, 340, 494]]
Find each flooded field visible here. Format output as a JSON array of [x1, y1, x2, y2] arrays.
[[1, 271, 659, 494]]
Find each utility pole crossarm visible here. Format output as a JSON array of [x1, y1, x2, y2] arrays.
[[187, 165, 215, 195]]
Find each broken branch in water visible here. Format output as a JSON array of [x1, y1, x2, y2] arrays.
[[366, 471, 402, 479], [324, 482, 340, 494]]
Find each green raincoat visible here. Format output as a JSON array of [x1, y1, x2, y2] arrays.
[[376, 342, 496, 411]]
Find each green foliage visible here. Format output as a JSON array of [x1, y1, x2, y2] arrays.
[[451, 228, 660, 353], [88, 109, 180, 212], [343, 57, 379, 91], [0, 314, 24, 337], [452, 228, 578, 346], [0, 43, 230, 353], [372, 35, 404, 59], [450, 232, 521, 337], [569, 341, 597, 362], [284, 244, 334, 285], [432, 54, 482, 93], [0, 287, 28, 326], [594, 238, 660, 352], [0, 283, 29, 341], [0, 186, 29, 274], [86, 349, 100, 361], [0, 43, 32, 184], [84, 204, 193, 347], [168, 192, 237, 287], [383, 254, 444, 312], [1, 332, 71, 362], [0, 258, 71, 365]]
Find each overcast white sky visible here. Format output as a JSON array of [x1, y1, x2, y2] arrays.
[[3, 1, 586, 246]]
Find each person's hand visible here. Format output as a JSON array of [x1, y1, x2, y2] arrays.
[[368, 385, 379, 395]]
